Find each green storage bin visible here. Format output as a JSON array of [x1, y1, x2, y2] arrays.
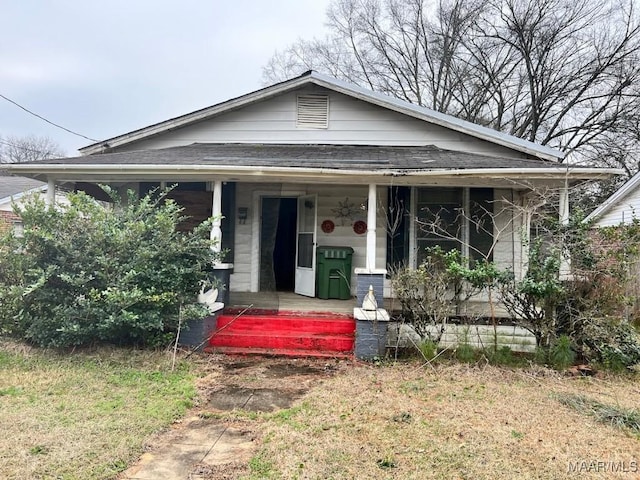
[[316, 246, 354, 300]]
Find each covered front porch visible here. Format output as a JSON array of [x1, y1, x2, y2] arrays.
[[6, 143, 617, 358]]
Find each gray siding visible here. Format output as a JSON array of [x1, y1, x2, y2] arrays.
[[115, 87, 532, 160]]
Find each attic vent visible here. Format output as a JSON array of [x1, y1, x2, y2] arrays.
[[297, 95, 329, 129]]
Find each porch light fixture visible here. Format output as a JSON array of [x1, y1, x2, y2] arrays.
[[238, 207, 248, 224]]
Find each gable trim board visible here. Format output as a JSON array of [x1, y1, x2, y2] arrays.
[[78, 71, 564, 162]]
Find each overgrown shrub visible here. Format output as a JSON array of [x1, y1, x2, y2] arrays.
[[0, 187, 219, 348], [498, 238, 565, 348], [389, 247, 459, 342]]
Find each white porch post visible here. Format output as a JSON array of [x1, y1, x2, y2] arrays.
[[46, 177, 55, 206], [211, 180, 223, 257], [559, 178, 571, 279], [366, 183, 377, 270]]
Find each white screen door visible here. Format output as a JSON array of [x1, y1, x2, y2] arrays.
[[294, 194, 317, 297]]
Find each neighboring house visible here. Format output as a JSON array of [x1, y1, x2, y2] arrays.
[[0, 174, 47, 234], [584, 171, 640, 226], [6, 71, 620, 356]]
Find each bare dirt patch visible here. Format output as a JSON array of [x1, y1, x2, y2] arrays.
[[205, 359, 333, 413], [208, 384, 308, 412]]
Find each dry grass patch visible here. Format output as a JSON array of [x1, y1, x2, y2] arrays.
[[243, 361, 640, 480], [0, 339, 197, 480]]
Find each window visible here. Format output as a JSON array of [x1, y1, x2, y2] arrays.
[[386, 186, 410, 268], [138, 181, 236, 263], [468, 188, 494, 263], [415, 187, 494, 265], [416, 188, 462, 263]]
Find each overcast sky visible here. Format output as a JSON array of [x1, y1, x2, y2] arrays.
[[0, 0, 331, 155]]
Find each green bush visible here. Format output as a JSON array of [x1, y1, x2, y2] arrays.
[[549, 335, 576, 369], [417, 339, 438, 361], [486, 346, 523, 366], [0, 187, 219, 348], [583, 320, 640, 371], [455, 343, 477, 363]]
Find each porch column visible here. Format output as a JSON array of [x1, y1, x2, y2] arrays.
[[354, 183, 390, 360], [366, 183, 377, 270], [559, 178, 571, 279], [46, 177, 55, 206], [209, 180, 232, 305], [355, 183, 387, 308], [211, 180, 223, 255]]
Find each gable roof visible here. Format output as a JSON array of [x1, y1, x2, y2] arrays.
[[584, 171, 640, 224], [0, 175, 46, 205], [79, 71, 564, 162]]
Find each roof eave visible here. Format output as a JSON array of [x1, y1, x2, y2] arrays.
[[0, 185, 48, 206], [6, 163, 622, 185]]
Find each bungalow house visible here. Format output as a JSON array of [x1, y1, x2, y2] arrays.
[[6, 71, 619, 357]]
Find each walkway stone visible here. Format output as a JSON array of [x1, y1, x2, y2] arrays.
[[120, 416, 255, 480]]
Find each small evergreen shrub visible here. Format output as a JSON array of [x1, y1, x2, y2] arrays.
[[549, 335, 576, 369], [455, 343, 477, 363], [486, 346, 522, 366], [418, 339, 438, 361]]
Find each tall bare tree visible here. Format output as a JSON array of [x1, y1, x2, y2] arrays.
[[0, 135, 65, 163], [263, 0, 640, 160]]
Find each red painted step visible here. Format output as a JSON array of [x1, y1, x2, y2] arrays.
[[207, 310, 355, 358], [215, 314, 355, 335]]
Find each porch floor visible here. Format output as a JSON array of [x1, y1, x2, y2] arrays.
[[226, 292, 510, 319], [227, 291, 356, 315]]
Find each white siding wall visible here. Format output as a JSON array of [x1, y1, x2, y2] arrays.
[[116, 86, 530, 159], [230, 183, 388, 293], [595, 191, 640, 227], [404, 324, 536, 352]]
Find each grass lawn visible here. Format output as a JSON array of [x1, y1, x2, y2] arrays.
[[226, 360, 640, 480], [0, 339, 197, 480], [1, 339, 639, 480]]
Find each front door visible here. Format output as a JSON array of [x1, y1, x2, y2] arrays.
[[294, 194, 317, 297]]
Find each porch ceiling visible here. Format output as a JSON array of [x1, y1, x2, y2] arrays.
[[6, 143, 622, 187]]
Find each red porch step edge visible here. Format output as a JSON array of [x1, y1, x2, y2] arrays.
[[204, 346, 353, 359]]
